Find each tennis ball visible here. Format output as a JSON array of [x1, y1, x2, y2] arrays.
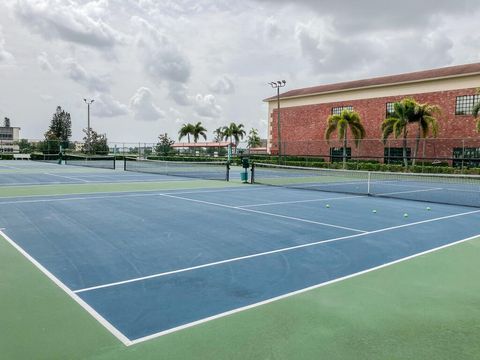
[[326, 204, 330, 208], [372, 210, 377, 213], [403, 213, 409, 218], [426, 207, 431, 211]]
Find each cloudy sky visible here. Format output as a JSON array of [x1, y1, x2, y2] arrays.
[[1, 0, 479, 143]]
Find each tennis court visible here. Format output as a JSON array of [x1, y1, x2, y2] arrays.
[[1, 159, 480, 354]]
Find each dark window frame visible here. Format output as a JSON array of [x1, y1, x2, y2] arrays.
[[452, 147, 480, 168], [384, 147, 411, 164], [386, 102, 395, 117], [329, 147, 352, 162], [455, 94, 480, 116], [331, 106, 353, 115]]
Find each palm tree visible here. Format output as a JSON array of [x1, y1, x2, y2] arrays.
[[410, 102, 440, 166], [325, 109, 366, 169], [381, 98, 416, 167], [247, 128, 262, 148], [178, 123, 194, 143], [213, 127, 224, 142], [223, 122, 246, 148], [472, 91, 480, 132], [191, 122, 207, 143]]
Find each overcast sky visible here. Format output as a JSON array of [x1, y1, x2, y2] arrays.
[[1, 0, 479, 143]]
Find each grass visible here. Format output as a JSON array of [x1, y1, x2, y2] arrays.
[[1, 233, 479, 360]]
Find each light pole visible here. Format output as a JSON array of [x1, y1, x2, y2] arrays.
[[83, 98, 94, 153], [269, 80, 286, 159]]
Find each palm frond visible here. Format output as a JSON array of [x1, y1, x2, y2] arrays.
[[473, 101, 480, 118]]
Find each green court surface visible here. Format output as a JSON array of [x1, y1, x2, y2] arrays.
[[0, 179, 242, 198], [1, 231, 479, 359]]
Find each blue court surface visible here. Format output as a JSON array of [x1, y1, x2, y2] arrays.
[[0, 161, 192, 185], [1, 160, 480, 345]]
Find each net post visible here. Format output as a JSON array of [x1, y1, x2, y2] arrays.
[[124, 157, 127, 171], [250, 162, 255, 184], [367, 171, 371, 195]]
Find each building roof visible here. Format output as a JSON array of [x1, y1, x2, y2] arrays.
[[264, 62, 480, 102], [172, 141, 234, 148]]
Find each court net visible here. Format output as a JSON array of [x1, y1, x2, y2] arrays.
[[30, 154, 60, 164], [124, 157, 230, 181], [251, 162, 480, 208], [64, 154, 116, 170]]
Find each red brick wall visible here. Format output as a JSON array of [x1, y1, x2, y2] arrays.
[[270, 88, 480, 161]]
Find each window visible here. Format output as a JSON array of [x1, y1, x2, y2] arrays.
[[384, 147, 411, 164], [386, 102, 395, 117], [330, 147, 351, 162], [455, 95, 480, 115], [453, 147, 480, 168], [331, 106, 353, 115], [0, 133, 13, 140]]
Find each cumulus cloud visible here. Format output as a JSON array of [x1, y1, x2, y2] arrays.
[[62, 58, 110, 91], [193, 94, 222, 118], [91, 93, 129, 118], [254, 0, 478, 33], [0, 28, 14, 64], [167, 82, 191, 106], [209, 75, 235, 95], [169, 107, 185, 124], [131, 16, 191, 104], [295, 21, 379, 74], [13, 0, 124, 49], [37, 52, 53, 71], [294, 20, 454, 78], [130, 87, 165, 121], [263, 16, 280, 40]]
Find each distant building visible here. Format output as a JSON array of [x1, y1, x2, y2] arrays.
[[0, 120, 20, 153], [74, 142, 84, 152]]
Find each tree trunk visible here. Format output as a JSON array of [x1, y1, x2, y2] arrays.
[[343, 127, 347, 170], [402, 127, 408, 167], [412, 122, 421, 166]]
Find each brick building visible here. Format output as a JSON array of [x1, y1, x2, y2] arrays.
[[264, 63, 480, 165]]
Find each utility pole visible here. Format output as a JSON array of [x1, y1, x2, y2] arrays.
[[83, 98, 94, 153], [268, 80, 286, 160]]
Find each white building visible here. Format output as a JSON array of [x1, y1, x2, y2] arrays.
[[0, 124, 20, 153]]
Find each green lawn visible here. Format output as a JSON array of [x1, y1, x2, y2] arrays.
[[1, 234, 479, 360]]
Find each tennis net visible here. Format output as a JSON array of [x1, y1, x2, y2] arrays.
[[64, 154, 116, 170], [251, 162, 480, 208], [124, 157, 230, 181], [31, 154, 60, 164]]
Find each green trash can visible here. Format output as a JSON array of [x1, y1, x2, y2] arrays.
[[240, 171, 248, 183]]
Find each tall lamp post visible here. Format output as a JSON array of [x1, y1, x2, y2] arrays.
[[83, 98, 94, 153], [269, 80, 286, 159]]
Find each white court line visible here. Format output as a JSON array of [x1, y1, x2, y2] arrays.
[[0, 178, 193, 187], [44, 172, 90, 183], [0, 229, 132, 346], [238, 194, 365, 208], [0, 186, 266, 204], [74, 208, 480, 294], [129, 232, 480, 345], [376, 187, 443, 196], [160, 193, 368, 233]]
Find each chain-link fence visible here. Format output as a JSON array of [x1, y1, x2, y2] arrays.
[[273, 138, 479, 165]]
